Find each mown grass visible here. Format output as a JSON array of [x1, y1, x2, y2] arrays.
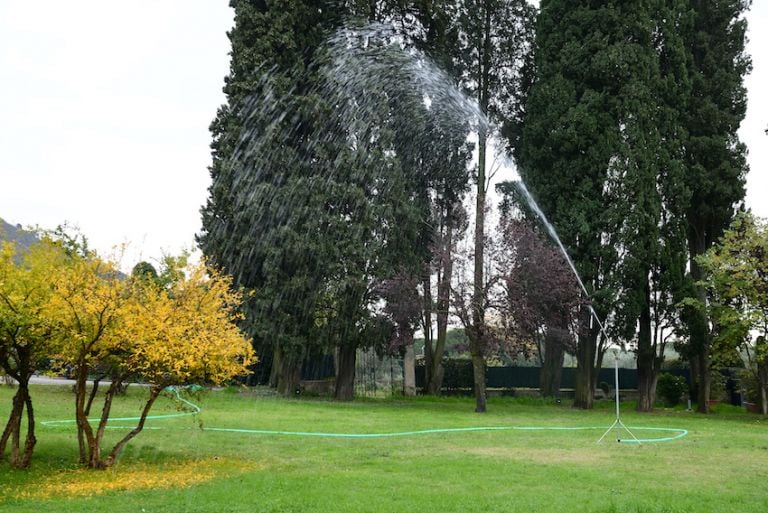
[[1, 384, 767, 513]]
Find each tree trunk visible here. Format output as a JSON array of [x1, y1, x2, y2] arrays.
[[276, 353, 302, 396], [74, 361, 99, 465], [73, 375, 161, 469], [6, 392, 23, 468], [269, 345, 282, 389], [102, 386, 163, 468], [19, 388, 36, 469], [470, 191, 487, 412], [334, 343, 356, 401], [696, 343, 711, 414], [592, 329, 608, 397], [0, 349, 37, 469], [89, 379, 125, 468], [0, 381, 36, 469], [467, 2, 492, 414], [636, 280, 658, 412], [77, 425, 86, 465], [78, 376, 102, 465], [470, 349, 487, 412], [87, 376, 104, 413], [428, 213, 454, 395], [574, 342, 593, 409], [87, 433, 102, 469], [0, 394, 18, 462], [686, 348, 705, 412], [758, 361, 768, 416], [574, 307, 595, 409], [470, 124, 488, 413], [427, 360, 445, 396], [422, 270, 434, 391], [688, 224, 712, 413], [403, 341, 416, 397], [539, 329, 565, 398], [636, 369, 659, 413]]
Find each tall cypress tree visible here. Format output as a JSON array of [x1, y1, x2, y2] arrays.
[[604, 0, 692, 412], [515, 1, 691, 410], [315, 35, 428, 399], [680, 0, 750, 413], [520, 0, 748, 411], [199, 0, 347, 392], [518, 1, 625, 409], [200, 1, 460, 399]]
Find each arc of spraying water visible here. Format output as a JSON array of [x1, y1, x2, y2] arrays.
[[508, 175, 609, 339]]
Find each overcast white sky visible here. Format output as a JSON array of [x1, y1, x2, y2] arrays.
[[0, 2, 766, 268]]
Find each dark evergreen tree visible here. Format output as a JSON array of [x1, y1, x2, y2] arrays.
[[518, 1, 625, 409], [314, 40, 424, 399], [395, 2, 487, 399], [599, 0, 692, 412], [518, 0, 748, 411], [200, 1, 455, 399], [679, 0, 750, 413], [403, 0, 474, 398], [199, 0, 348, 393]]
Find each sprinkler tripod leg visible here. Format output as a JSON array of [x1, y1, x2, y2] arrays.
[[597, 352, 641, 444]]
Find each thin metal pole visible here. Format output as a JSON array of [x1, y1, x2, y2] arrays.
[[598, 350, 641, 444], [615, 354, 620, 420], [613, 354, 622, 442]]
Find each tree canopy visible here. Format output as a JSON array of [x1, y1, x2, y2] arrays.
[[693, 213, 768, 413], [1, 235, 253, 469], [196, 0, 752, 412], [517, 0, 750, 410]]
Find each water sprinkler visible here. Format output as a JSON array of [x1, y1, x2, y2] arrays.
[[597, 349, 640, 444]]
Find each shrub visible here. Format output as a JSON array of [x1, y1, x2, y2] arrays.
[[657, 373, 687, 406], [441, 359, 474, 391], [738, 369, 761, 404], [710, 370, 727, 401]]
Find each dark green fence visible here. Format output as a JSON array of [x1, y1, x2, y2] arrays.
[[415, 361, 691, 391]]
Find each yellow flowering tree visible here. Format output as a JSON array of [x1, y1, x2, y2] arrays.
[[0, 240, 64, 469], [48, 251, 127, 467], [53, 257, 254, 469]]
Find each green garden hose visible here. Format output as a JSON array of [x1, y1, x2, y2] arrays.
[[41, 386, 688, 443], [202, 425, 688, 443]]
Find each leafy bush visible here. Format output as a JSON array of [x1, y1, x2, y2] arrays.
[[738, 369, 761, 404], [441, 359, 474, 391], [657, 373, 687, 406], [710, 370, 727, 401]]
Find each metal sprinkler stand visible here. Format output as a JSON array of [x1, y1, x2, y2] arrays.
[[597, 351, 640, 444]]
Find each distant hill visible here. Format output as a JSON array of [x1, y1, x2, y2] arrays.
[[0, 219, 127, 279], [0, 218, 39, 251]]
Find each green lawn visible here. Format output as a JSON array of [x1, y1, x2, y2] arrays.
[[1, 384, 766, 513]]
